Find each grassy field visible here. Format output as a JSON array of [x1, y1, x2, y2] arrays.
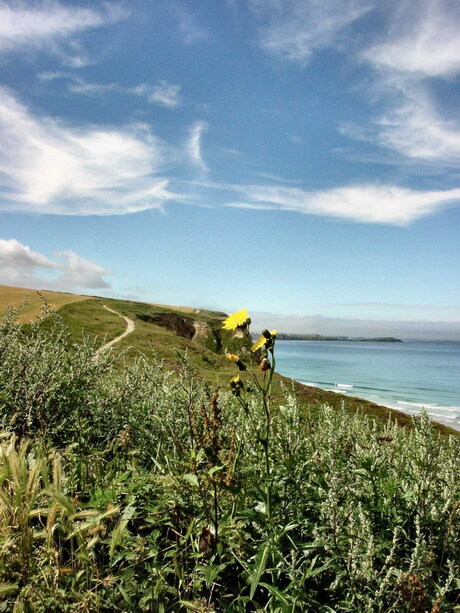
[[0, 284, 90, 322]]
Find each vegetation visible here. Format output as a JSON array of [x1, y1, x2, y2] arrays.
[[0, 303, 459, 612], [0, 285, 90, 323]]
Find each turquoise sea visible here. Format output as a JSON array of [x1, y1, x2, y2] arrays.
[[274, 340, 460, 430]]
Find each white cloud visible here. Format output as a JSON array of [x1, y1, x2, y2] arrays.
[[0, 238, 58, 268], [376, 90, 460, 162], [0, 88, 180, 215], [363, 0, 460, 78], [340, 89, 460, 165], [228, 183, 460, 224], [251, 0, 373, 63], [54, 251, 110, 289], [146, 81, 181, 107], [350, 0, 460, 166], [40, 73, 182, 107], [0, 239, 110, 290], [186, 121, 209, 172], [0, 1, 127, 59]]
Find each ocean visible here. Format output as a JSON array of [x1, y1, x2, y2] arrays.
[[274, 340, 460, 430]]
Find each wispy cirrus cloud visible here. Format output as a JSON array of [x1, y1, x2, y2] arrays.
[[251, 0, 373, 63], [340, 89, 460, 166], [39, 73, 182, 107], [349, 0, 460, 166], [226, 183, 460, 224], [0, 87, 182, 215], [375, 89, 460, 163], [186, 121, 209, 172], [0, 1, 127, 64], [363, 0, 460, 78], [0, 238, 110, 290], [145, 81, 182, 107]]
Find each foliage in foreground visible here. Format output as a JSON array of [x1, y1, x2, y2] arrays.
[[0, 307, 459, 612]]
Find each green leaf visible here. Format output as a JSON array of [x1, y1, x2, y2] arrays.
[[208, 465, 224, 476], [184, 473, 199, 487], [259, 582, 291, 608], [250, 541, 270, 600]]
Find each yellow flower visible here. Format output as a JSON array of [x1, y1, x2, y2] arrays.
[[252, 329, 277, 352], [222, 309, 249, 331], [251, 334, 267, 352], [226, 353, 246, 370], [231, 375, 241, 384]]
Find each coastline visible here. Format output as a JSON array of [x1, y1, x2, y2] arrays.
[[274, 339, 460, 435], [293, 378, 460, 433]]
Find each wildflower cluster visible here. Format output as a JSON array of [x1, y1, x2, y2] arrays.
[[222, 309, 278, 521]]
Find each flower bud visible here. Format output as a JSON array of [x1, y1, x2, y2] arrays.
[[259, 358, 271, 372]]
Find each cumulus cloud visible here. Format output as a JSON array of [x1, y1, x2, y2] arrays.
[[227, 183, 460, 224], [0, 238, 110, 290], [0, 238, 58, 269], [0, 1, 127, 62], [186, 121, 209, 172], [251, 0, 373, 63], [0, 87, 180, 215], [54, 251, 110, 289]]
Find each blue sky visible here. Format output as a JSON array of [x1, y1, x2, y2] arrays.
[[0, 0, 459, 338]]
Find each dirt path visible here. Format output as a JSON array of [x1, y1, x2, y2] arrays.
[[94, 305, 135, 357]]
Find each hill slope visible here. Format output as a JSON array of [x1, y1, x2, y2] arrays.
[[1, 285, 457, 436], [0, 284, 90, 322]]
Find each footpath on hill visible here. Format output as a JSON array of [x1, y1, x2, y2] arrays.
[[94, 305, 135, 357]]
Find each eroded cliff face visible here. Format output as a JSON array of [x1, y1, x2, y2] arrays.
[[136, 313, 196, 339], [136, 310, 253, 357]]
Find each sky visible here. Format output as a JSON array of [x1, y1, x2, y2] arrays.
[[0, 0, 459, 339]]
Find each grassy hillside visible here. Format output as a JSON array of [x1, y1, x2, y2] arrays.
[[0, 284, 90, 322], [1, 285, 457, 436]]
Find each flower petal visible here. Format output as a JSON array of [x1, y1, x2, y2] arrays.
[[222, 309, 249, 331], [252, 334, 266, 352]]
